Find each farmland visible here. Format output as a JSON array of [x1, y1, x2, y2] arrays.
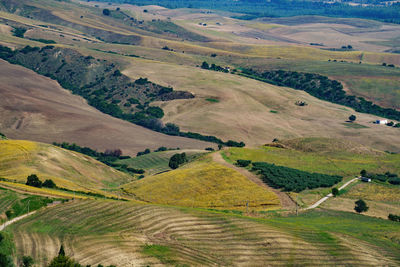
[[4, 200, 399, 266], [116, 149, 206, 175], [0, 140, 134, 192], [123, 155, 280, 210]]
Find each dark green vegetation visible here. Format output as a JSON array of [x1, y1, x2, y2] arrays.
[[201, 61, 229, 73], [388, 214, 400, 222], [168, 153, 187, 169], [236, 159, 251, 167], [361, 170, 400, 185], [240, 68, 400, 121], [102, 0, 400, 24], [332, 187, 339, 197], [0, 132, 6, 139], [52, 142, 144, 174], [251, 162, 342, 192], [11, 27, 26, 38], [354, 199, 369, 213], [25, 174, 43, 188]]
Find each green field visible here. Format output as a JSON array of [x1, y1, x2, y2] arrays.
[[222, 143, 400, 178], [117, 149, 206, 175]]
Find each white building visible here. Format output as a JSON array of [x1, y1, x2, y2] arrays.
[[376, 119, 388, 125]]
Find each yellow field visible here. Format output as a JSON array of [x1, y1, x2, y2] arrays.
[[124, 156, 279, 210], [0, 140, 133, 192], [343, 182, 400, 203]]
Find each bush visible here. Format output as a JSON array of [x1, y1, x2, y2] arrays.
[[146, 106, 164, 119], [137, 149, 151, 157], [12, 27, 26, 38], [332, 187, 339, 197], [251, 162, 342, 192], [348, 114, 356, 122], [236, 159, 251, 167], [22, 256, 34, 267], [354, 199, 369, 213], [26, 174, 42, 188], [388, 214, 400, 222], [205, 147, 215, 151], [169, 153, 187, 169], [102, 9, 111, 16], [43, 179, 56, 188]]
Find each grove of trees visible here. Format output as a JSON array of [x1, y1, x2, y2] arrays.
[[251, 162, 342, 192]]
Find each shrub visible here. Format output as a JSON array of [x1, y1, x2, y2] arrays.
[[26, 174, 42, 188], [349, 114, 356, 122], [354, 199, 369, 213], [137, 149, 151, 157], [22, 256, 34, 267], [236, 159, 251, 167], [102, 9, 111, 16], [205, 147, 215, 151], [5, 210, 12, 219], [388, 214, 400, 222], [388, 177, 400, 185], [146, 106, 164, 119], [12, 27, 26, 38], [332, 187, 339, 197], [43, 179, 56, 188], [169, 153, 187, 169]]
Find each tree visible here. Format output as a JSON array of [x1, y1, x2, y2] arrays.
[[43, 179, 56, 188], [201, 61, 209, 69], [348, 114, 356, 122], [59, 245, 66, 256], [360, 169, 367, 177], [218, 144, 223, 150], [354, 199, 369, 213], [0, 233, 3, 243], [26, 174, 42, 188], [169, 153, 187, 169], [0, 253, 14, 267], [22, 256, 34, 267], [47, 255, 77, 267], [331, 187, 339, 197], [102, 9, 110, 16]]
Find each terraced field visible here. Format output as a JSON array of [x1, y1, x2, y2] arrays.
[[8, 200, 400, 266], [124, 155, 280, 210], [117, 149, 207, 175]]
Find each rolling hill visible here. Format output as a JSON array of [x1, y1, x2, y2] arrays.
[[0, 139, 133, 192]]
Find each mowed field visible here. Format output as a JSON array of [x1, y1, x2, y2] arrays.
[[0, 140, 132, 192], [0, 60, 213, 155], [123, 155, 280, 210], [122, 58, 400, 152], [117, 149, 207, 175], [7, 199, 400, 266]]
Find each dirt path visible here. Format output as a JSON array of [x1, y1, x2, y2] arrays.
[[0, 211, 37, 231], [211, 152, 296, 209], [305, 177, 359, 210]]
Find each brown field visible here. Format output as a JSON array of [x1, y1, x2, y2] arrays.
[[122, 58, 400, 152], [0, 60, 213, 155]]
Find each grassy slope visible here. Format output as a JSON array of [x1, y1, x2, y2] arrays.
[[0, 140, 132, 192], [116, 149, 207, 175], [123, 155, 280, 210], [7, 200, 400, 266], [0, 1, 399, 152]]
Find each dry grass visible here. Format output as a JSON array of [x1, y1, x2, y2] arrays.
[[0, 140, 132, 192], [124, 156, 280, 210], [7, 200, 399, 266], [0, 60, 213, 156], [122, 58, 400, 152]]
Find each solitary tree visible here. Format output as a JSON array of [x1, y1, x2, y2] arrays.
[[43, 179, 56, 188], [58, 245, 65, 256], [102, 9, 110, 16], [354, 199, 369, 213], [348, 115, 356, 122], [331, 187, 339, 197]]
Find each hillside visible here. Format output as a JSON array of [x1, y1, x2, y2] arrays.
[[6, 200, 400, 266], [124, 155, 280, 210], [0, 139, 133, 192], [0, 60, 213, 155]]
